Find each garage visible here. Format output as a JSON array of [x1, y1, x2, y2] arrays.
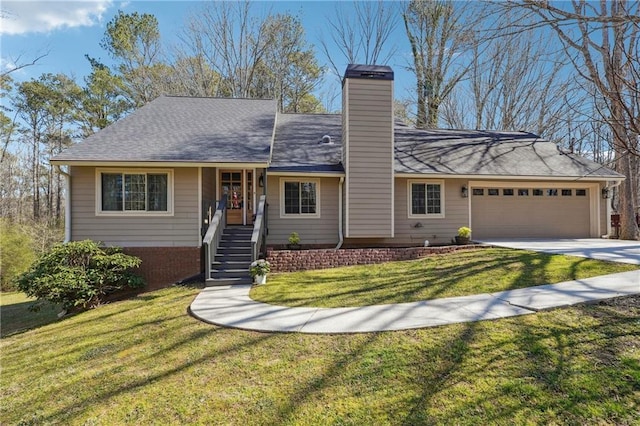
[[470, 183, 596, 239]]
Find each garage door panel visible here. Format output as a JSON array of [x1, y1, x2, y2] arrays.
[[472, 188, 590, 239]]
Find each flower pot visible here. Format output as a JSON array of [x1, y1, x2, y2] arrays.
[[254, 274, 267, 285], [455, 236, 470, 245]]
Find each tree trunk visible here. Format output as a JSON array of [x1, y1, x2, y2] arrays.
[[617, 146, 639, 240]]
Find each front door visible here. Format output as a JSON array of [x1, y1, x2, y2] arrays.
[[221, 170, 243, 225], [220, 170, 254, 225]]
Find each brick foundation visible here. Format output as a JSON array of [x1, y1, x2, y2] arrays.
[[122, 247, 201, 290], [266, 245, 482, 273]]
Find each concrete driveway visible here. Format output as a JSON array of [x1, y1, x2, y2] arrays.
[[478, 238, 640, 265]]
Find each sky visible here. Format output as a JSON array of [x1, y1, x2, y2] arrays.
[[1, 0, 414, 109]]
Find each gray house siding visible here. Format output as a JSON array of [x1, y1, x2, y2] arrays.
[[343, 77, 394, 238], [394, 178, 469, 245], [265, 175, 340, 246], [70, 166, 200, 247], [343, 178, 470, 247]]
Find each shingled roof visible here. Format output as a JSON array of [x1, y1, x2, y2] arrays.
[[270, 113, 343, 173], [52, 96, 276, 164], [394, 124, 622, 179], [52, 96, 621, 180]]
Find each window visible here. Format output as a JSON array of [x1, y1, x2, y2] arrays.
[[547, 189, 558, 196], [503, 188, 514, 196], [409, 180, 444, 218], [576, 189, 587, 196], [488, 188, 499, 196], [533, 189, 544, 196], [281, 179, 319, 217], [472, 188, 484, 196], [562, 189, 572, 196], [518, 189, 529, 196], [98, 170, 171, 215]]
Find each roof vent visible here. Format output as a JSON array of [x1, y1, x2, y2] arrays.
[[321, 135, 333, 145]]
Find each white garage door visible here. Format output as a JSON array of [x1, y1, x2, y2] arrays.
[[471, 186, 591, 239]]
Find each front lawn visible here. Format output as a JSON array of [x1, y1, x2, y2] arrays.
[[251, 248, 639, 307], [1, 286, 639, 425], [0, 292, 61, 337]]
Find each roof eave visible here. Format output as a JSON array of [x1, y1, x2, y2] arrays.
[[393, 172, 625, 182], [50, 159, 271, 168]]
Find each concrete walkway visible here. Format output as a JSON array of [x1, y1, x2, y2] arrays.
[[190, 238, 640, 333], [190, 269, 640, 334]]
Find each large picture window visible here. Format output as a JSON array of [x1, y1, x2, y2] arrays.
[[409, 180, 444, 218], [281, 179, 319, 217], [98, 170, 172, 215]]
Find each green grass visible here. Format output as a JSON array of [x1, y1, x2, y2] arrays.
[[0, 292, 62, 337], [1, 285, 639, 425], [251, 248, 639, 307]]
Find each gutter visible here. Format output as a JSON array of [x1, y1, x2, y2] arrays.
[[335, 177, 344, 249], [56, 165, 71, 243]]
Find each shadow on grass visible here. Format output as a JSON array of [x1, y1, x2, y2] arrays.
[[0, 298, 61, 338], [439, 296, 640, 423], [259, 249, 582, 308], [5, 281, 639, 424], [11, 298, 279, 424]]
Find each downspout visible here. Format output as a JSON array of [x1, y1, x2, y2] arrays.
[[56, 165, 71, 243], [335, 176, 344, 249], [607, 180, 623, 192]]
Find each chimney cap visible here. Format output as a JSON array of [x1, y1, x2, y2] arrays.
[[344, 64, 394, 81]]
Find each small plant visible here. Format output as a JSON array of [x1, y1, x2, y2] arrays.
[[250, 259, 271, 278], [455, 227, 472, 245], [287, 232, 301, 250], [14, 240, 145, 312], [457, 227, 472, 238], [288, 232, 300, 245]]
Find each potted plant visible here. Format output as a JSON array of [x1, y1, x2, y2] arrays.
[[249, 259, 271, 285], [287, 232, 301, 250], [455, 227, 472, 245]]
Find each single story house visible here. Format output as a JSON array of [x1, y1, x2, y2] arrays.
[[51, 65, 623, 288]]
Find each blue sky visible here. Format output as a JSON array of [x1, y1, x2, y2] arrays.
[[1, 0, 414, 108]]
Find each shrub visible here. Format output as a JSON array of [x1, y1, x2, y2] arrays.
[[14, 240, 145, 312], [457, 227, 472, 238], [0, 220, 36, 291], [288, 232, 300, 245]]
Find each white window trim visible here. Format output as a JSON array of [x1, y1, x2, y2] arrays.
[[279, 177, 321, 219], [95, 168, 174, 216], [407, 179, 445, 219]]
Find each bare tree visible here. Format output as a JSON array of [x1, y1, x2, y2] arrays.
[[403, 0, 480, 128], [164, 55, 222, 98], [180, 0, 273, 98], [0, 51, 49, 78], [500, 0, 639, 239], [319, 0, 400, 79], [177, 2, 322, 112], [441, 14, 579, 142]]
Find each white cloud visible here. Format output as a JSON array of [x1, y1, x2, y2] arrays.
[[0, 1, 112, 35]]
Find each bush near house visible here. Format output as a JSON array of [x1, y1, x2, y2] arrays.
[[14, 240, 145, 312]]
